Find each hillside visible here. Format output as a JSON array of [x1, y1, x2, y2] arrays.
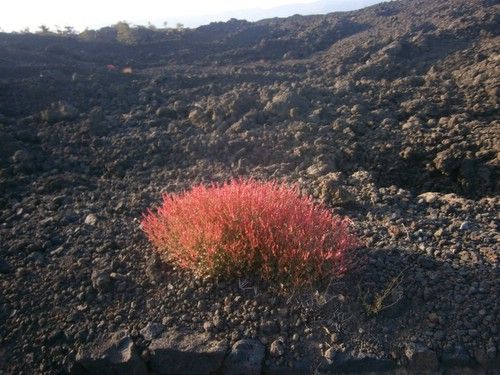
[[0, 0, 498, 373]]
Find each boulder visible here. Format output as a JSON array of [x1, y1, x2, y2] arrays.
[[140, 322, 164, 341], [11, 149, 34, 173], [146, 254, 163, 283], [156, 106, 177, 118], [188, 108, 207, 126], [441, 345, 472, 367], [91, 269, 111, 293], [76, 330, 147, 375], [264, 92, 309, 119], [418, 192, 440, 204], [318, 173, 354, 206], [149, 330, 228, 374], [319, 350, 397, 373], [84, 214, 98, 225], [434, 148, 461, 175], [223, 339, 265, 375], [229, 92, 258, 116], [404, 343, 438, 371], [269, 340, 285, 357]]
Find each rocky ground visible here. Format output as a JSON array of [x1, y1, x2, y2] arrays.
[[0, 0, 499, 373]]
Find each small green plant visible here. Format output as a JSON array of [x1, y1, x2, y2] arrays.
[[141, 179, 359, 287], [358, 269, 405, 316]]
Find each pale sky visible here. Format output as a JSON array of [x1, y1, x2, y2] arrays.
[[0, 0, 322, 32]]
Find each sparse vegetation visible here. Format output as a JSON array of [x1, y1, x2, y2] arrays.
[[37, 25, 50, 34], [358, 269, 405, 316], [141, 179, 359, 286]]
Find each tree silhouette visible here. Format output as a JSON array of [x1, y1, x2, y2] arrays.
[[38, 25, 50, 34], [64, 26, 76, 35]]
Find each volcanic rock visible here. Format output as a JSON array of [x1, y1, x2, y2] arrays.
[[320, 350, 397, 373], [76, 330, 147, 375], [404, 343, 439, 371], [148, 330, 228, 374], [140, 322, 165, 341], [223, 339, 265, 375]]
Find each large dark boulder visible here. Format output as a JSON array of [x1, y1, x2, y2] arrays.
[[148, 330, 228, 374], [223, 339, 265, 375]]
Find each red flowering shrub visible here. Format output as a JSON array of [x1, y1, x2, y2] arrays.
[[141, 179, 359, 286]]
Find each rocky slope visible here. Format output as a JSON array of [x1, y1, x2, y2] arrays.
[[0, 0, 498, 373]]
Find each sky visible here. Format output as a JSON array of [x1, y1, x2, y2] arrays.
[[0, 0, 381, 32]]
